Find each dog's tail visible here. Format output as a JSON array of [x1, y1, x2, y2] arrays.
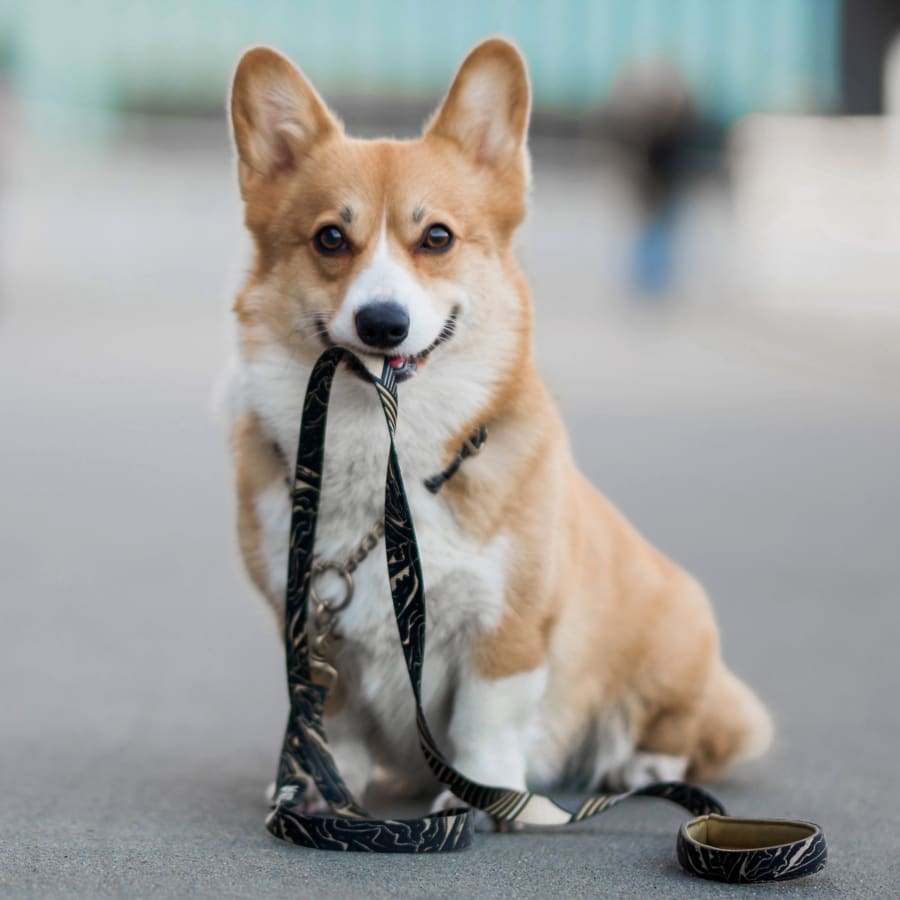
[[689, 659, 773, 781]]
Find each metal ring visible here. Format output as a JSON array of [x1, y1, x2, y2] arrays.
[[309, 562, 354, 613]]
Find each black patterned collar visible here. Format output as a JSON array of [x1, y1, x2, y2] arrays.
[[272, 424, 486, 495]]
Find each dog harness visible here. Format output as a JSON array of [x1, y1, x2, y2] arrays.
[[264, 346, 827, 883]]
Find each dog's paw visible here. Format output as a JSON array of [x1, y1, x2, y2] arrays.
[[267, 779, 330, 815], [602, 752, 688, 792], [430, 789, 522, 833]]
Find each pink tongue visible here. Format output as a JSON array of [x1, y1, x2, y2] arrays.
[[388, 356, 407, 369]]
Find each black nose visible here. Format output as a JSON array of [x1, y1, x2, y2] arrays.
[[354, 301, 409, 349]]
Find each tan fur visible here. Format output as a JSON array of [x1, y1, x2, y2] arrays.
[[229, 39, 771, 787], [234, 413, 283, 609]]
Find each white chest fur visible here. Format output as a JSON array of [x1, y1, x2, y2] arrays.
[[239, 345, 509, 767]]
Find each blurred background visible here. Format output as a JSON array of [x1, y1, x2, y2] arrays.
[[1, 2, 898, 897]]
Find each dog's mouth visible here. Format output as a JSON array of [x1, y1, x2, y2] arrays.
[[317, 307, 459, 384], [383, 308, 459, 382]]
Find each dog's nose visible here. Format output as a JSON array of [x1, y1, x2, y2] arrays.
[[354, 301, 409, 349]]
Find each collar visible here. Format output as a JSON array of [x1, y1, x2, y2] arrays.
[[273, 424, 487, 495]]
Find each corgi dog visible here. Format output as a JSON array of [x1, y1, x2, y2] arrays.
[[227, 38, 772, 817]]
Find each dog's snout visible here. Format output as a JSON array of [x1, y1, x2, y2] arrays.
[[354, 301, 409, 349]]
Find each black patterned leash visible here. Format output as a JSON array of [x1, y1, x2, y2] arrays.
[[265, 346, 827, 881]]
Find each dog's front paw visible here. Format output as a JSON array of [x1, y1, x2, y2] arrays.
[[430, 789, 522, 833], [602, 752, 688, 792], [266, 778, 330, 815]]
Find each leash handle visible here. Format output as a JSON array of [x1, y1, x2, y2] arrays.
[[266, 348, 826, 882]]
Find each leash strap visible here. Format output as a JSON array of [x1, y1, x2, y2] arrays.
[[265, 347, 826, 881]]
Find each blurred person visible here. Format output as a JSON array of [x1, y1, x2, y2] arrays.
[[605, 62, 728, 297]]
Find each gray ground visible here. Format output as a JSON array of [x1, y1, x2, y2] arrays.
[[1, 122, 899, 898]]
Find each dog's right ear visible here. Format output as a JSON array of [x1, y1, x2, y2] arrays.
[[230, 47, 339, 190], [425, 38, 531, 175]]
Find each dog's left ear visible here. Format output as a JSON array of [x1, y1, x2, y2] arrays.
[[230, 46, 340, 192], [425, 38, 530, 173]]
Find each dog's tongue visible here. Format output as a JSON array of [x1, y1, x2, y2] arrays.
[[386, 354, 421, 381]]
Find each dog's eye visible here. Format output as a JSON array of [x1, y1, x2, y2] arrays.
[[420, 224, 454, 253], [314, 225, 349, 255]]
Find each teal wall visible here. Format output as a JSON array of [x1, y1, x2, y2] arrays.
[[1, 0, 841, 125]]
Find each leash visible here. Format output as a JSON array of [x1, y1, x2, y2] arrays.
[[264, 346, 827, 883]]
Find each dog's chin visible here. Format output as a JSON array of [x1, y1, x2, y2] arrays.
[[320, 307, 459, 384]]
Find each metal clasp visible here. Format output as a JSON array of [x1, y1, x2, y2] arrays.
[[306, 560, 356, 689], [304, 518, 384, 690]]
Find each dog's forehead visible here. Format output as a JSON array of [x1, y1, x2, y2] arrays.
[[308, 137, 468, 227]]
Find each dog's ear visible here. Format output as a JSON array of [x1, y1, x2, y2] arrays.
[[425, 38, 531, 172], [230, 47, 339, 188]]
